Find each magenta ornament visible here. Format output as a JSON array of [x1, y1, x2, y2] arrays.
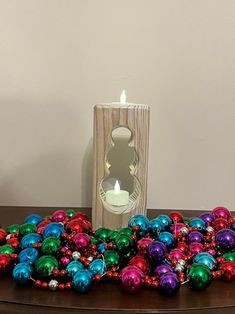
[[51, 210, 67, 222], [212, 207, 231, 220], [73, 233, 90, 250], [137, 238, 154, 255], [189, 242, 204, 255], [60, 256, 71, 267], [170, 223, 185, 234], [120, 266, 144, 294], [168, 248, 184, 261]]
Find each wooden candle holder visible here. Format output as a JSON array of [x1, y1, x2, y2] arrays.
[[92, 103, 150, 230]]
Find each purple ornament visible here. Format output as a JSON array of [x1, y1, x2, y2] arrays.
[[154, 264, 173, 277], [159, 272, 180, 296], [188, 231, 204, 244], [73, 233, 90, 250], [200, 212, 215, 225], [148, 241, 167, 263], [212, 207, 231, 220], [120, 266, 144, 294], [188, 242, 204, 255], [215, 228, 235, 252], [51, 210, 67, 222]]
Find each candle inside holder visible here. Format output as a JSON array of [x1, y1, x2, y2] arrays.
[[105, 180, 129, 206]]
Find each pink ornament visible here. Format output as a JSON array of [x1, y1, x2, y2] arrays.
[[52, 210, 67, 222], [60, 256, 71, 267], [189, 242, 204, 255], [137, 237, 154, 255], [73, 233, 90, 250], [120, 266, 144, 294], [168, 248, 184, 261], [170, 223, 185, 234], [212, 206, 231, 221]]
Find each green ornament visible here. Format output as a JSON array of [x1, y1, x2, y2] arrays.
[[188, 264, 212, 290], [19, 223, 37, 236], [119, 227, 133, 237], [95, 228, 110, 241], [183, 217, 191, 223], [41, 237, 61, 255], [35, 255, 59, 277], [0, 244, 15, 255], [104, 250, 120, 269], [115, 234, 133, 252], [67, 209, 75, 218], [90, 236, 98, 245], [109, 230, 119, 242], [223, 252, 235, 263], [6, 224, 20, 234]]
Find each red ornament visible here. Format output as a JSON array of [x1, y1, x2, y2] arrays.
[[213, 218, 228, 231], [72, 212, 90, 222], [129, 255, 150, 275], [0, 228, 7, 243], [177, 242, 188, 253], [66, 219, 87, 233], [37, 221, 49, 234], [7, 238, 19, 248], [169, 212, 183, 223], [0, 254, 11, 274], [220, 261, 235, 282]]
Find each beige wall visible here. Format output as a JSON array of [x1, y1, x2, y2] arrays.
[[0, 0, 234, 210]]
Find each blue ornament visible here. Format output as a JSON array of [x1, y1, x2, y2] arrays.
[[97, 243, 106, 254], [12, 263, 33, 285], [72, 270, 93, 293], [158, 231, 175, 249], [43, 223, 65, 239], [150, 218, 164, 234], [194, 252, 216, 270], [18, 248, 39, 264], [189, 218, 206, 231], [20, 233, 42, 249], [88, 259, 106, 276], [157, 215, 172, 229], [128, 215, 150, 235], [66, 261, 84, 277], [231, 223, 235, 231], [24, 214, 43, 225]]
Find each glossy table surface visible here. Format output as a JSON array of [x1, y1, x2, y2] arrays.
[[0, 206, 234, 314]]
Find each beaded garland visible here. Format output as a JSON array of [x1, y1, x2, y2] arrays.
[[0, 207, 234, 295]]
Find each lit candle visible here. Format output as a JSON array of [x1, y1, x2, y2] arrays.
[[105, 180, 129, 206]]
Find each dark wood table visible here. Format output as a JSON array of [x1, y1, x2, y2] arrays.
[[0, 206, 234, 314]]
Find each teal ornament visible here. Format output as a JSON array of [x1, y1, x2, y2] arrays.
[[193, 252, 216, 270], [157, 215, 172, 229], [158, 231, 175, 249], [88, 259, 106, 276], [150, 218, 164, 234], [97, 243, 106, 254], [189, 218, 206, 231], [66, 261, 84, 277], [20, 233, 42, 249], [24, 214, 43, 225], [18, 248, 39, 264], [12, 263, 33, 285], [128, 215, 150, 235], [72, 270, 93, 293], [43, 223, 65, 239]]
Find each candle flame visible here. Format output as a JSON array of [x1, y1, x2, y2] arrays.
[[114, 180, 120, 192], [120, 90, 126, 104]]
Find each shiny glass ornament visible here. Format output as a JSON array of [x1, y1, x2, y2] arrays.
[[35, 255, 59, 277], [12, 263, 33, 285], [94, 228, 110, 241], [223, 252, 235, 263], [72, 212, 90, 222], [73, 233, 90, 250], [72, 269, 93, 293], [41, 236, 61, 254], [66, 209, 76, 218], [128, 255, 150, 275], [109, 230, 120, 242], [115, 234, 133, 252], [48, 279, 58, 291], [104, 250, 120, 269], [213, 218, 229, 231], [18, 248, 39, 264], [6, 224, 20, 234], [120, 266, 144, 294], [19, 223, 37, 236], [159, 272, 180, 296], [0, 254, 11, 274], [24, 214, 42, 225], [154, 264, 173, 277], [188, 242, 204, 255], [158, 231, 175, 249], [128, 215, 150, 236], [220, 260, 235, 282], [66, 261, 84, 277], [43, 223, 65, 239], [188, 264, 212, 290], [20, 233, 42, 249], [193, 253, 216, 270], [169, 212, 183, 223], [215, 229, 235, 252], [88, 259, 106, 276], [137, 237, 154, 255], [170, 223, 185, 234], [157, 214, 172, 229], [150, 218, 164, 234], [51, 210, 67, 222], [189, 218, 206, 230], [199, 212, 215, 225], [212, 206, 231, 220], [148, 241, 167, 263], [0, 244, 15, 255], [119, 227, 133, 237], [66, 219, 89, 234], [188, 231, 204, 243], [97, 243, 106, 254]]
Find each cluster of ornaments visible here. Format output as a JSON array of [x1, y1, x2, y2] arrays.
[[0, 206, 235, 296]]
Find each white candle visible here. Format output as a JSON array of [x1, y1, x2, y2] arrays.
[[105, 180, 129, 206]]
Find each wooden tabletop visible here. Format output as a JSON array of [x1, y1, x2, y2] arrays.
[[0, 206, 234, 314]]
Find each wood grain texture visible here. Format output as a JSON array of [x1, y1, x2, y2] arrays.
[[92, 104, 150, 229]]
